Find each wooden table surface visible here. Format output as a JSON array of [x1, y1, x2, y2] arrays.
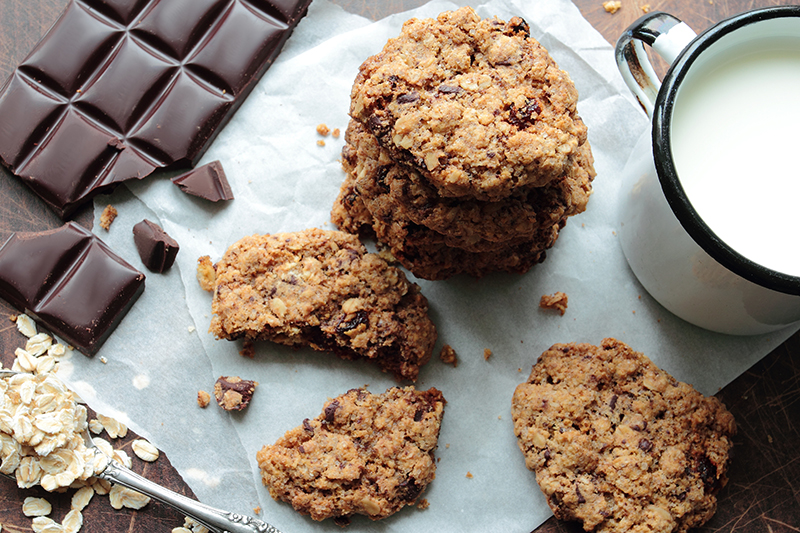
[[0, 1, 798, 532]]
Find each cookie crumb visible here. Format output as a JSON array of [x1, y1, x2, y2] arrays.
[[316, 140, 326, 147], [99, 356, 108, 364], [196, 255, 216, 292], [641, 3, 651, 12], [332, 128, 341, 138], [439, 344, 457, 367], [240, 340, 255, 359], [540, 291, 568, 315], [416, 499, 430, 510], [99, 205, 118, 230], [483, 348, 492, 361], [253, 506, 262, 515], [214, 376, 258, 411], [466, 471, 473, 479], [197, 390, 211, 408], [603, 0, 622, 13], [316, 123, 330, 136]]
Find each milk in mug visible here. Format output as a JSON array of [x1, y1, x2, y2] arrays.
[[670, 39, 800, 277]]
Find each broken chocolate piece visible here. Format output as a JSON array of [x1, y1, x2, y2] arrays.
[[171, 160, 234, 202], [214, 376, 258, 411], [0, 222, 145, 355], [0, 0, 311, 217], [132, 219, 179, 273]]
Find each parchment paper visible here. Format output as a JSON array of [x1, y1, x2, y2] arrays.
[[73, 0, 800, 531]]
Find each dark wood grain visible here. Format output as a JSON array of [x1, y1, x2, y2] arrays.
[[0, 1, 797, 532]]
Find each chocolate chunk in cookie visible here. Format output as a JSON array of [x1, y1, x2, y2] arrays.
[[256, 386, 445, 522], [511, 338, 736, 533], [209, 229, 436, 381]]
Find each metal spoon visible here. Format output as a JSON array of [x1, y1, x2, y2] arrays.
[[0, 370, 282, 533]]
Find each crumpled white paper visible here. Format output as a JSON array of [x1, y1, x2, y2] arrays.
[[74, 0, 800, 532]]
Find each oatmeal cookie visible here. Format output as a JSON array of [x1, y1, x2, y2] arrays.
[[345, 119, 594, 250], [256, 386, 445, 522], [350, 7, 589, 200], [209, 229, 436, 381], [511, 338, 736, 533], [332, 156, 560, 280]]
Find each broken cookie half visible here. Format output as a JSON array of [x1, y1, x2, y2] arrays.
[[257, 386, 445, 523], [209, 228, 437, 381]]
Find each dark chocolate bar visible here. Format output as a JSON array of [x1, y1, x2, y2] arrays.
[[172, 160, 234, 201], [0, 0, 312, 217], [133, 219, 180, 273], [0, 222, 145, 355]]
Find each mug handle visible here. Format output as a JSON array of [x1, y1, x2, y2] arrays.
[[615, 12, 698, 117]]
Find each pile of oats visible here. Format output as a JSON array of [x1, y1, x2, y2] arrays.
[[1, 314, 163, 532], [8, 314, 71, 375]]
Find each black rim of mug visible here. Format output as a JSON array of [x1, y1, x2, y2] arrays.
[[653, 5, 800, 296]]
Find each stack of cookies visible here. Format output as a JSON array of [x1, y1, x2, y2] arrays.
[[332, 7, 596, 280]]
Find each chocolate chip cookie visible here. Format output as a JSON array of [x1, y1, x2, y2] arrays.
[[344, 119, 593, 250], [332, 138, 561, 280], [350, 7, 589, 200], [511, 338, 736, 533], [209, 229, 436, 381], [256, 386, 445, 522]]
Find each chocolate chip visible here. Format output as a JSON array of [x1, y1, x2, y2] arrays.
[[609, 394, 618, 410], [399, 478, 423, 502], [508, 99, 542, 129], [376, 166, 391, 191], [576, 486, 586, 504], [336, 310, 368, 333], [396, 91, 419, 104], [438, 84, 461, 94], [694, 454, 721, 492], [324, 399, 340, 423], [638, 438, 652, 452], [505, 16, 530, 37], [303, 418, 314, 434], [367, 115, 389, 137]]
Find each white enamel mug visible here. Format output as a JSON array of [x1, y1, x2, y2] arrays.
[[615, 7, 800, 335]]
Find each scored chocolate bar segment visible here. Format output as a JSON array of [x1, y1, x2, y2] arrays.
[[0, 0, 312, 217], [0, 222, 145, 355], [172, 160, 234, 202]]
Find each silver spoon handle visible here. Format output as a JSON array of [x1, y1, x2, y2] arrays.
[[100, 460, 282, 533]]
